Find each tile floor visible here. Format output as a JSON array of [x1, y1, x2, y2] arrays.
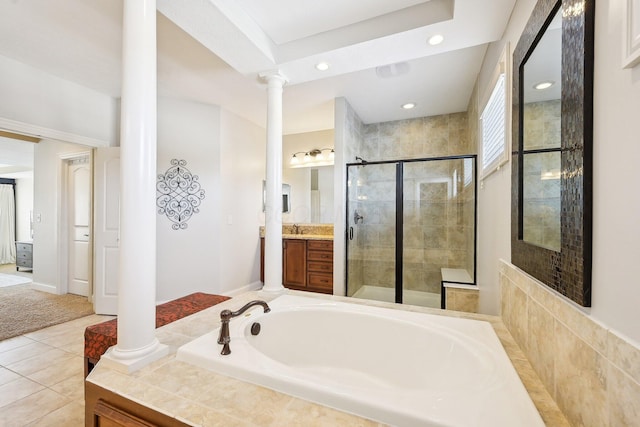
[[0, 313, 113, 426]]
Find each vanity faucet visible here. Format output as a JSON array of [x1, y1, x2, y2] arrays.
[[292, 224, 300, 234], [217, 300, 271, 355]]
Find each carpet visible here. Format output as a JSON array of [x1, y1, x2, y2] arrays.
[[0, 273, 32, 288], [0, 284, 94, 341]]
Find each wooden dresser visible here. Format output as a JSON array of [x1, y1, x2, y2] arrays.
[[15, 241, 33, 271]]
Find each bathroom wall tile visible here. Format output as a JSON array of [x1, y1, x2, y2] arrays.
[[607, 330, 640, 385], [552, 294, 608, 355], [526, 299, 555, 394], [607, 363, 640, 427], [446, 288, 478, 313], [554, 320, 608, 427], [503, 276, 529, 353]]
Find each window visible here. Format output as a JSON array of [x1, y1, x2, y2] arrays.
[[479, 47, 510, 179]]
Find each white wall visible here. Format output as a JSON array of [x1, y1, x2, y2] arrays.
[[156, 98, 222, 301], [476, 0, 640, 343], [590, 0, 640, 343], [15, 175, 33, 242], [156, 98, 266, 301], [32, 139, 91, 292], [0, 54, 118, 145], [475, 0, 536, 315], [219, 109, 266, 294]]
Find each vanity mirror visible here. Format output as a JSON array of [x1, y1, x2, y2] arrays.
[[511, 0, 594, 306]]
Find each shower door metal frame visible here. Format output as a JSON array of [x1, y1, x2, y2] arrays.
[[345, 155, 478, 304]]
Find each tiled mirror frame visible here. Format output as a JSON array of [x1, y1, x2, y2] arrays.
[[511, 0, 594, 306]]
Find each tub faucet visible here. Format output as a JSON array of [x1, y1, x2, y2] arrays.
[[217, 300, 271, 355]]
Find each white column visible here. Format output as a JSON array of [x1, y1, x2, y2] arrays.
[[102, 0, 167, 373], [260, 71, 287, 293]]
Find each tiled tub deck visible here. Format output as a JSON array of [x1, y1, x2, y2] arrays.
[[86, 290, 568, 426]]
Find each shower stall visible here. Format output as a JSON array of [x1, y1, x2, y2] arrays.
[[345, 155, 477, 308]]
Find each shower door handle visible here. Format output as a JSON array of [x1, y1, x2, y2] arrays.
[[349, 227, 354, 240]]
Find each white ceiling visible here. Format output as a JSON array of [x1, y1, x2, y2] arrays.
[[0, 0, 517, 136]]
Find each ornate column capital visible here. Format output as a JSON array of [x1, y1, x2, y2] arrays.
[[258, 70, 288, 87]]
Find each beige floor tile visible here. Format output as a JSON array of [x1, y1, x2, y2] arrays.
[[0, 342, 54, 366], [28, 354, 84, 387], [50, 373, 85, 401], [0, 336, 36, 354], [0, 388, 70, 427], [6, 347, 72, 376], [26, 400, 85, 427], [0, 366, 22, 386], [0, 377, 45, 408]]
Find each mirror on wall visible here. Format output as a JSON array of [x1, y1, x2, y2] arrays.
[[283, 130, 335, 224], [521, 7, 562, 251], [512, 0, 594, 307]]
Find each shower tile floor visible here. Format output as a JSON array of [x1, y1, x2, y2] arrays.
[[351, 285, 441, 308]]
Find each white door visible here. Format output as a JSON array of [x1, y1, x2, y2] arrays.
[[68, 161, 91, 296], [94, 147, 120, 315]]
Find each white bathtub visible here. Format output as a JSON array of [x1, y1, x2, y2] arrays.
[[177, 294, 544, 427]]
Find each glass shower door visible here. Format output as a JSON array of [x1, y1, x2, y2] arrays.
[[402, 158, 476, 308], [346, 163, 397, 302]]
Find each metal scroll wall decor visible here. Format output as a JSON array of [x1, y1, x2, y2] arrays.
[[156, 159, 205, 230]]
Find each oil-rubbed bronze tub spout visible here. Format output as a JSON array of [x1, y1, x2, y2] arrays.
[[217, 300, 270, 355]]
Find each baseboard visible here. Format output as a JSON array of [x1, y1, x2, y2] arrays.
[[223, 281, 263, 297], [30, 281, 59, 294]]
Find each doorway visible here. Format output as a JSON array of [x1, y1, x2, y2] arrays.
[[345, 155, 477, 308]]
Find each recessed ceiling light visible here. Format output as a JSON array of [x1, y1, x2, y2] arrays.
[[534, 81, 554, 90], [428, 34, 444, 46], [402, 102, 416, 110], [315, 62, 330, 71]]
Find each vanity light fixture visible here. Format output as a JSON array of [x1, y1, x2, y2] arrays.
[[289, 148, 335, 168], [402, 102, 416, 110], [428, 34, 444, 46], [315, 62, 330, 71], [534, 81, 554, 90]]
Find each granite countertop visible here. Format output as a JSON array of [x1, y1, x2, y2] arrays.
[[280, 233, 334, 240], [259, 224, 334, 241], [86, 290, 569, 426]]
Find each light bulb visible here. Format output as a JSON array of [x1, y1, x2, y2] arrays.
[[304, 153, 311, 162], [329, 149, 335, 160], [290, 154, 299, 164]]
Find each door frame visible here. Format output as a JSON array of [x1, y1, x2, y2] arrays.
[[58, 150, 93, 299]]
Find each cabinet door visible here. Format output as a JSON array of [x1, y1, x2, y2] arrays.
[[283, 239, 306, 287]]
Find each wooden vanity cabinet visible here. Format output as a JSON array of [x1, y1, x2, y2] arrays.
[[260, 238, 333, 294], [283, 239, 306, 287], [306, 240, 333, 293], [86, 381, 189, 427]]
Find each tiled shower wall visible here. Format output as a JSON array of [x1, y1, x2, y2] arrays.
[[500, 261, 640, 426], [347, 110, 477, 297]]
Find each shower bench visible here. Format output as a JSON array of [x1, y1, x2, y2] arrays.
[[83, 292, 230, 376], [440, 268, 476, 311]]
